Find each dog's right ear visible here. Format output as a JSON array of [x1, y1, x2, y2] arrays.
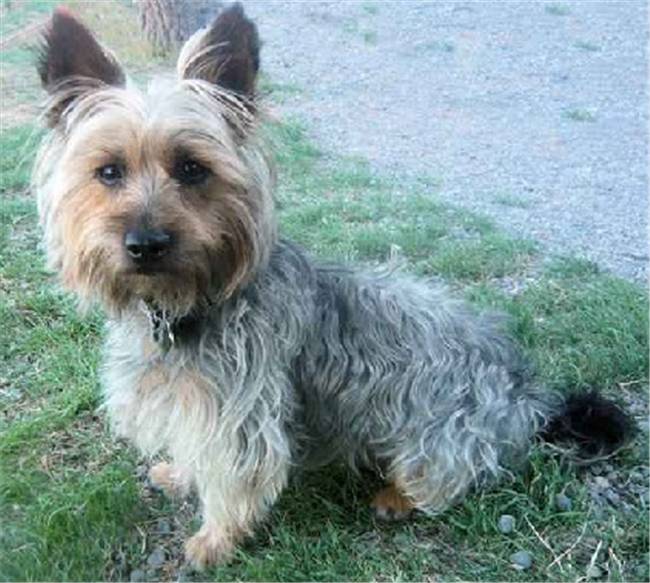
[[38, 7, 125, 126]]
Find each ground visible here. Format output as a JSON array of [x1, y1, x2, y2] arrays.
[[0, 1, 648, 582], [245, 0, 648, 283]]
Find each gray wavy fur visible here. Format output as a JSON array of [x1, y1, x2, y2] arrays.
[[103, 239, 560, 523], [35, 5, 566, 564]]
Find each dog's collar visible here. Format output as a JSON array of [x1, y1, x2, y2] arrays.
[[139, 301, 201, 352]]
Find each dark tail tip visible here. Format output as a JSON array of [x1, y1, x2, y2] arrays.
[[541, 390, 636, 459]]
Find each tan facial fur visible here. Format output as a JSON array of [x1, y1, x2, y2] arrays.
[[34, 9, 274, 318]]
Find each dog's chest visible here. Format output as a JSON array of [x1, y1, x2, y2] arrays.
[[102, 328, 218, 457]]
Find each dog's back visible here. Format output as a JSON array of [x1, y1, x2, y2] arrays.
[[266, 242, 554, 509]]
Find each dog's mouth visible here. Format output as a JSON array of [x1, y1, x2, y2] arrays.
[[132, 264, 169, 276], [118, 264, 204, 316], [122, 258, 175, 277]]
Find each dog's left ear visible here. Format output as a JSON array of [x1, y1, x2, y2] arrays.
[[177, 2, 259, 97]]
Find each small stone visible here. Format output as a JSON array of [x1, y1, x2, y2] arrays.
[[586, 564, 602, 579], [511, 550, 533, 570], [629, 470, 643, 482], [594, 476, 610, 490], [605, 489, 621, 507], [635, 564, 648, 578], [157, 518, 171, 534], [498, 514, 516, 534], [592, 505, 606, 520], [130, 569, 146, 582], [391, 532, 412, 545], [146, 547, 166, 569], [555, 493, 572, 512]]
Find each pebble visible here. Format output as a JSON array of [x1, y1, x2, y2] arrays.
[[130, 569, 147, 582], [146, 547, 167, 569], [498, 514, 516, 534], [511, 550, 533, 570], [157, 518, 171, 534], [605, 489, 621, 507], [629, 470, 644, 482], [586, 564, 602, 579], [594, 476, 610, 490], [555, 493, 572, 512]]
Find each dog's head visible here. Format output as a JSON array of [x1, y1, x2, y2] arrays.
[[34, 4, 274, 317]]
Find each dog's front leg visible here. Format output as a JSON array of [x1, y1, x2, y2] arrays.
[[184, 448, 290, 569]]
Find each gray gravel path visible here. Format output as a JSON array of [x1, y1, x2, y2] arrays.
[[244, 0, 648, 283]]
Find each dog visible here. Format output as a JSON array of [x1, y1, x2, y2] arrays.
[[33, 3, 632, 569]]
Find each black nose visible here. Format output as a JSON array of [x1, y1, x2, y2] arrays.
[[124, 229, 172, 263]]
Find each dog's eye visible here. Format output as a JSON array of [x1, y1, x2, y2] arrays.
[[174, 159, 210, 186], [96, 164, 124, 187]]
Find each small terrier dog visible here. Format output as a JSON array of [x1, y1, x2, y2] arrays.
[[34, 4, 631, 569]]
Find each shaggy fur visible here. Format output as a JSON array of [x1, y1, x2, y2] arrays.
[[33, 4, 632, 569]]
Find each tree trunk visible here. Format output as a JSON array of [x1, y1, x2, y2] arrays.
[[137, 0, 222, 55]]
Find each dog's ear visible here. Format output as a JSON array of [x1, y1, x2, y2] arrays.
[[177, 2, 259, 97], [38, 7, 125, 125]]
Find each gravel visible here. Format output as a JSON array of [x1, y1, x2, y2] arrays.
[[510, 550, 533, 570], [586, 564, 603, 579], [156, 518, 172, 535], [245, 1, 648, 282], [146, 547, 166, 569], [129, 569, 147, 582], [555, 493, 572, 512], [497, 514, 515, 534], [593, 476, 611, 490]]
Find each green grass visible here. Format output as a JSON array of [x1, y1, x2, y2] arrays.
[[0, 124, 43, 192], [563, 108, 597, 123], [258, 74, 303, 104], [574, 40, 601, 52], [361, 3, 379, 16], [493, 192, 534, 209], [1, 3, 648, 576], [467, 259, 648, 391], [545, 4, 571, 16], [340, 16, 378, 47], [0, 0, 51, 37], [270, 121, 534, 280], [362, 30, 378, 45], [419, 40, 456, 53], [1, 115, 647, 582]]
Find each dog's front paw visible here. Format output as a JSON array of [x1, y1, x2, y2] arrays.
[[185, 525, 234, 570], [148, 462, 189, 497]]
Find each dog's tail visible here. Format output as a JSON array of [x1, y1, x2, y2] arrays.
[[539, 390, 636, 461]]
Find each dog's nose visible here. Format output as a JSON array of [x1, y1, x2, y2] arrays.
[[124, 229, 172, 262]]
